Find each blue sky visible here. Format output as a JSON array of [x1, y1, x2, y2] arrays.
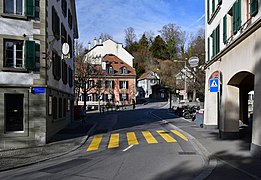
[[76, 0, 205, 46]]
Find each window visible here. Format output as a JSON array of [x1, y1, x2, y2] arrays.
[[120, 93, 129, 101], [61, 0, 67, 17], [120, 67, 128, 74], [68, 35, 72, 58], [53, 97, 57, 120], [59, 98, 62, 118], [62, 60, 68, 84], [87, 80, 94, 88], [68, 9, 72, 29], [233, 0, 242, 34], [4, 0, 23, 15], [67, 99, 70, 111], [96, 80, 102, 89], [105, 80, 114, 89], [120, 81, 128, 89], [105, 94, 115, 102], [250, 0, 259, 17], [4, 39, 23, 68], [52, 6, 60, 39], [48, 96, 52, 115], [52, 51, 61, 80], [107, 66, 114, 74], [5, 94, 24, 132], [68, 66, 73, 87], [61, 23, 67, 45], [63, 98, 66, 117], [211, 25, 220, 58]]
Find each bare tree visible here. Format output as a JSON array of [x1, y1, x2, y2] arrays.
[[99, 33, 113, 42], [124, 27, 137, 48]]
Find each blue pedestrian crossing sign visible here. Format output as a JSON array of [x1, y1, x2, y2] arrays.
[[210, 78, 219, 92]]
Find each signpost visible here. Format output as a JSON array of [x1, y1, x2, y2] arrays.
[[210, 78, 219, 92]]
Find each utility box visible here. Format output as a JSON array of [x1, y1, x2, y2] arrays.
[[196, 109, 204, 128]]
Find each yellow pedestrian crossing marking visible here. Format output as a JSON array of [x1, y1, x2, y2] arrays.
[[171, 130, 188, 141], [142, 131, 158, 144], [86, 130, 188, 152], [156, 130, 177, 142], [87, 134, 103, 152], [127, 132, 139, 145], [108, 133, 120, 149]]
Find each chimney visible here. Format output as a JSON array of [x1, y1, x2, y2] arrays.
[[88, 41, 91, 50], [94, 38, 97, 46], [99, 38, 102, 45]]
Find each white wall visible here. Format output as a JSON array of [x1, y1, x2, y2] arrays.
[[86, 39, 134, 67]]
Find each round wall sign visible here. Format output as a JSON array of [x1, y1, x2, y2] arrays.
[[62, 43, 70, 55]]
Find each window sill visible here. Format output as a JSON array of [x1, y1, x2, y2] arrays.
[[1, 67, 28, 72], [1, 13, 27, 20], [208, 5, 221, 24]]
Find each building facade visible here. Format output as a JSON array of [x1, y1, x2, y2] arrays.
[[204, 0, 261, 158], [0, 0, 78, 149], [78, 54, 136, 107], [137, 72, 160, 98]]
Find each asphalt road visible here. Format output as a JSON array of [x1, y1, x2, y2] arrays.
[[0, 102, 206, 180]]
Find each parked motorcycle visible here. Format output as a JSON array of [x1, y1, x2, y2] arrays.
[[182, 105, 200, 120]]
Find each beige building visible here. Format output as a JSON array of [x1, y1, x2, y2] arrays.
[[204, 0, 261, 158], [0, 0, 78, 149]]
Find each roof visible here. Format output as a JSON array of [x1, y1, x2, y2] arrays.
[[103, 54, 136, 76], [138, 71, 160, 80]]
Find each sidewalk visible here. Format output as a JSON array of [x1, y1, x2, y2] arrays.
[[0, 112, 102, 172], [168, 118, 261, 179]]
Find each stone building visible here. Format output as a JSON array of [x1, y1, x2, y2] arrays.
[[0, 0, 78, 149]]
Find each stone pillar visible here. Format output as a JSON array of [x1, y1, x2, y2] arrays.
[[219, 84, 239, 139]]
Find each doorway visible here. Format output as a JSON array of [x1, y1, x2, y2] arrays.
[[5, 94, 24, 132]]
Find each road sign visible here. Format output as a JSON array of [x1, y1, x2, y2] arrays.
[[210, 78, 219, 92]]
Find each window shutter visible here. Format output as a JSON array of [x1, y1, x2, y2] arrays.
[[211, 32, 214, 58], [232, 3, 237, 34], [223, 15, 227, 44], [207, 0, 210, 21], [217, 25, 220, 53], [112, 81, 115, 89], [120, 94, 122, 101], [120, 81, 123, 89], [126, 94, 129, 101], [208, 37, 210, 61], [26, 0, 35, 17], [218, 0, 222, 5], [237, 0, 241, 31], [250, 0, 259, 17], [25, 41, 36, 70], [126, 81, 129, 89], [212, 0, 215, 14]]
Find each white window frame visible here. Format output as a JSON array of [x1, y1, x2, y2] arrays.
[[4, 39, 24, 68], [4, 0, 24, 15]]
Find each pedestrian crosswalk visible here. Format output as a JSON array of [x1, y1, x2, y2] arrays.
[[86, 129, 189, 152]]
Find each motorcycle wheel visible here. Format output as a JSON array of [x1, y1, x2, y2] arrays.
[[183, 112, 191, 119]]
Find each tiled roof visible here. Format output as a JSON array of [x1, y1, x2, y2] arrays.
[[138, 71, 159, 80], [103, 54, 136, 76]]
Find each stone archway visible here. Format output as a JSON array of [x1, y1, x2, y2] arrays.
[[221, 71, 255, 139]]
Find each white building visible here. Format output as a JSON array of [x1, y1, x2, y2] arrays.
[[137, 72, 160, 98], [85, 39, 134, 67], [204, 0, 261, 158], [0, 0, 78, 149]]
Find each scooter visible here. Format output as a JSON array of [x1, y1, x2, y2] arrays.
[[182, 106, 200, 120]]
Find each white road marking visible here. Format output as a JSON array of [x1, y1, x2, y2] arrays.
[[123, 145, 134, 152]]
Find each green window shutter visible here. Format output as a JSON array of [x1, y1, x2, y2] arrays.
[[250, 0, 259, 17], [232, 3, 237, 34], [212, 0, 215, 14], [26, 0, 35, 17], [223, 15, 227, 44], [211, 32, 214, 58], [218, 0, 222, 5], [207, 0, 210, 21], [216, 25, 220, 54], [208, 37, 210, 61], [25, 41, 36, 70], [237, 0, 242, 31]]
